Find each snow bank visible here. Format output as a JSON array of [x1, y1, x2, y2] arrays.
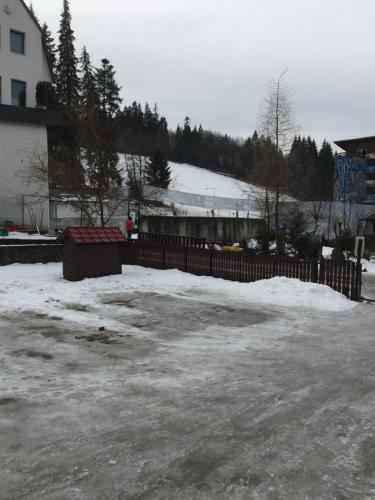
[[361, 258, 375, 274], [0, 231, 55, 240], [0, 264, 355, 331]]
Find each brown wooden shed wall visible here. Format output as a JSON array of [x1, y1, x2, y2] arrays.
[[62, 241, 123, 281]]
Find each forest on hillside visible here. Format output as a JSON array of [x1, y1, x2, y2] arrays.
[[33, 0, 335, 207]]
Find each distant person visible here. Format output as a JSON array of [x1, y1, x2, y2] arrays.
[[126, 216, 135, 239]]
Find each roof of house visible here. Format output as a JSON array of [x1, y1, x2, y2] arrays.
[[335, 136, 375, 150], [18, 0, 54, 80], [361, 211, 375, 221], [57, 227, 126, 245]]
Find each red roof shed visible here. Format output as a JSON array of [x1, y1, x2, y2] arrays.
[[57, 227, 126, 281]]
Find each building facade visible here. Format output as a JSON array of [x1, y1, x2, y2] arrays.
[[334, 136, 375, 204], [0, 0, 60, 231]]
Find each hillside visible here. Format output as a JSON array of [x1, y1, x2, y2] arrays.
[[120, 155, 264, 200], [168, 162, 264, 199]]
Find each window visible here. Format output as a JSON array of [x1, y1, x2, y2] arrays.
[[11, 80, 26, 106], [10, 30, 25, 54]]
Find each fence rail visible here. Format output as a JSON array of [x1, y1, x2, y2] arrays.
[[123, 243, 362, 301], [138, 232, 206, 248]]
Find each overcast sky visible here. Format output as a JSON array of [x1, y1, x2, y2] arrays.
[[32, 0, 375, 149]]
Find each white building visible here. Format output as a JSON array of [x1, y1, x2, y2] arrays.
[[0, 0, 60, 231]]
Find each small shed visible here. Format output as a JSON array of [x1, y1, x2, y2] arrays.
[[57, 227, 126, 281]]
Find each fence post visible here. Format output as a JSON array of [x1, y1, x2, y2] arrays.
[[312, 258, 319, 283], [184, 247, 188, 272], [209, 249, 213, 276], [319, 258, 325, 284], [354, 261, 362, 301], [162, 246, 166, 269]]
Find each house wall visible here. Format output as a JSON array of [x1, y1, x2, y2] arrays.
[[0, 0, 51, 106], [0, 0, 52, 230], [0, 121, 49, 229]]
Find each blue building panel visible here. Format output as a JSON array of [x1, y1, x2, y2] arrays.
[[335, 156, 368, 202]]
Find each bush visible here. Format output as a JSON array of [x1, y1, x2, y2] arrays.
[[286, 212, 318, 258], [256, 228, 276, 254], [332, 229, 355, 262]]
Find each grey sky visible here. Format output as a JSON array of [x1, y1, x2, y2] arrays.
[[32, 0, 375, 149]]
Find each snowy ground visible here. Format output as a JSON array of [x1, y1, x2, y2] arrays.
[[0, 231, 56, 240], [1, 264, 375, 499]]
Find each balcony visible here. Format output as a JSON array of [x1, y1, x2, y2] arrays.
[[0, 104, 62, 127]]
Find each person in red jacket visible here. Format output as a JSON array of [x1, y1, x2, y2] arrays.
[[126, 216, 135, 239]]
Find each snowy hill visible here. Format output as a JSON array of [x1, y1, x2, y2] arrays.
[[168, 162, 263, 199], [120, 155, 263, 200]]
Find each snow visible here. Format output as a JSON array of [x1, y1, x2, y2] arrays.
[[168, 161, 263, 199], [172, 203, 261, 218], [0, 231, 55, 240], [322, 246, 334, 258], [361, 258, 375, 274], [0, 264, 355, 330], [119, 154, 263, 199]]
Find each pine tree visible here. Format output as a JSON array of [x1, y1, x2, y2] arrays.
[[95, 58, 122, 119], [145, 147, 171, 189], [41, 23, 57, 70], [318, 140, 335, 201], [28, 2, 39, 25], [55, 0, 79, 108], [79, 46, 97, 108]]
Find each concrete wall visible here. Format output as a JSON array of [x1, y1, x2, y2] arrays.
[[140, 216, 264, 243], [0, 0, 51, 107], [0, 121, 49, 229]]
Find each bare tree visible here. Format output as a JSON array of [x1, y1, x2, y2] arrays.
[[260, 70, 298, 252]]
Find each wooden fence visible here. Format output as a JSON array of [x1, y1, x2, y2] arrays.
[[123, 243, 362, 301], [138, 232, 206, 248]]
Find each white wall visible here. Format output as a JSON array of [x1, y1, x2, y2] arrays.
[[0, 0, 51, 106], [0, 121, 49, 229]]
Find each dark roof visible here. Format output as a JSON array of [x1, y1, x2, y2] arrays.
[[19, 0, 54, 80], [335, 136, 375, 149], [361, 211, 375, 221], [57, 227, 126, 245]]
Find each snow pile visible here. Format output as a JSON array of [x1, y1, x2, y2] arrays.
[[322, 246, 334, 259], [0, 231, 55, 240], [361, 258, 375, 274], [0, 264, 355, 330]]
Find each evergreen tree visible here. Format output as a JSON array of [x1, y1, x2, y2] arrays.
[[28, 2, 40, 25], [79, 46, 97, 108], [95, 58, 122, 118], [55, 0, 79, 108], [318, 140, 335, 201], [41, 23, 57, 70], [145, 148, 171, 189]]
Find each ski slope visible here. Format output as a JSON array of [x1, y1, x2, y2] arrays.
[[120, 154, 264, 199], [168, 162, 264, 199]]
